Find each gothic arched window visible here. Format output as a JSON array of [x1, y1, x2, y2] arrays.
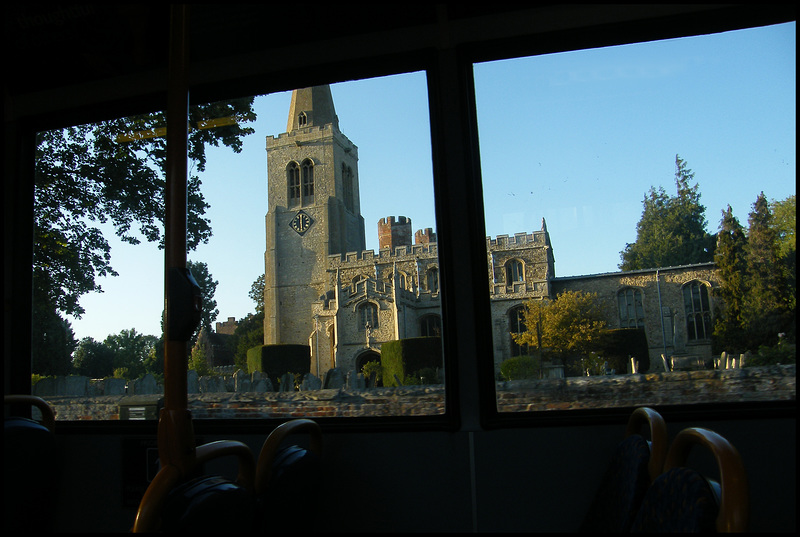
[[426, 267, 439, 294], [505, 259, 524, 284], [359, 302, 378, 329], [398, 271, 408, 291], [287, 162, 300, 207], [342, 163, 354, 212], [683, 281, 712, 341], [420, 314, 441, 337], [617, 288, 645, 329], [301, 159, 314, 204]]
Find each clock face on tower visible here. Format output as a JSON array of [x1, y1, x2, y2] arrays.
[[289, 210, 314, 236]]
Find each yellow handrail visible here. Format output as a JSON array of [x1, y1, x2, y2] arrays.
[[663, 427, 749, 532], [625, 406, 667, 482]]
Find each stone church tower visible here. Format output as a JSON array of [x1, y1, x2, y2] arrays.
[[263, 86, 366, 345]]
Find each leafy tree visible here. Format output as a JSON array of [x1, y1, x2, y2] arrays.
[[103, 328, 159, 379], [229, 313, 265, 371], [186, 259, 219, 338], [771, 195, 796, 314], [249, 273, 265, 314], [34, 98, 254, 319], [31, 301, 77, 376], [512, 290, 608, 365], [771, 195, 796, 259], [144, 336, 165, 379], [225, 274, 267, 370], [32, 98, 255, 373], [189, 329, 213, 377], [620, 155, 715, 270], [72, 337, 116, 378]]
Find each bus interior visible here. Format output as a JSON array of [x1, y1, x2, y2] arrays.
[[4, 4, 796, 533]]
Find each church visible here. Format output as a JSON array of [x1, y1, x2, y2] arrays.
[[263, 86, 721, 379]]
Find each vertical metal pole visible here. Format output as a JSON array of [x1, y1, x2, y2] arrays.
[[656, 269, 669, 372], [159, 3, 195, 476]]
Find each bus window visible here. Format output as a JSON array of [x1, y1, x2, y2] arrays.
[[32, 72, 446, 420], [474, 22, 796, 412]]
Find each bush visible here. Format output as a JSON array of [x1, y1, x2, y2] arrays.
[[746, 340, 796, 367], [402, 367, 442, 385], [361, 361, 383, 386], [500, 355, 541, 380]]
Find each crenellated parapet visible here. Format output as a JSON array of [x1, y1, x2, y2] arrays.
[[487, 230, 550, 250], [328, 243, 439, 266], [266, 123, 357, 154]]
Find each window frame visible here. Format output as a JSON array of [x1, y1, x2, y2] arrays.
[[7, 7, 795, 434], [682, 281, 712, 342], [618, 288, 645, 329]]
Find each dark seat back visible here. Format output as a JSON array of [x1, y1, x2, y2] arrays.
[[631, 427, 748, 533], [579, 407, 667, 532], [4, 395, 59, 533], [255, 419, 324, 533]]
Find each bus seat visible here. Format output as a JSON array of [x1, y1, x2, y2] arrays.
[[630, 427, 749, 533], [579, 407, 667, 532], [4, 395, 59, 533], [254, 419, 323, 533], [134, 440, 256, 532]]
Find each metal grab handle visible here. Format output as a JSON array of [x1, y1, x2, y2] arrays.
[[4, 395, 56, 432], [664, 427, 749, 533], [132, 440, 256, 533], [255, 419, 323, 496], [625, 406, 667, 482]]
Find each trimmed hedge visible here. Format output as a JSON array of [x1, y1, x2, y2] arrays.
[[247, 344, 310, 381], [500, 355, 541, 380], [381, 337, 442, 387]]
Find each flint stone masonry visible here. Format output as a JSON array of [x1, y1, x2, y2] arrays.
[[37, 365, 794, 421]]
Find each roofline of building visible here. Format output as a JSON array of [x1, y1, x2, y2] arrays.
[[552, 262, 718, 282]]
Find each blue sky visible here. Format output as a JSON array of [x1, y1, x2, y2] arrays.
[[69, 22, 796, 342]]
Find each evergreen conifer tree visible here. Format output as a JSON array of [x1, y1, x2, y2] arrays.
[[620, 155, 715, 270], [712, 205, 748, 353], [743, 192, 793, 346]]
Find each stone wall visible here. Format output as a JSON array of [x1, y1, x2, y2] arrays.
[[35, 365, 794, 421]]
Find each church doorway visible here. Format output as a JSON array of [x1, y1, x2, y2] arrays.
[[356, 350, 381, 387]]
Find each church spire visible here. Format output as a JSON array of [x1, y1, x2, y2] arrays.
[[286, 85, 339, 132]]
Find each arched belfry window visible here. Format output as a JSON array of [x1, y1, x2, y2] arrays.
[[298, 111, 307, 127], [342, 163, 354, 212], [505, 259, 524, 285], [426, 267, 439, 294], [301, 159, 314, 204], [683, 281, 712, 341], [287, 161, 300, 207]]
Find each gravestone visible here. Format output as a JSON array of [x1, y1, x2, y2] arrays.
[[301, 373, 322, 391], [235, 369, 251, 392], [323, 368, 345, 389], [187, 370, 199, 394]]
